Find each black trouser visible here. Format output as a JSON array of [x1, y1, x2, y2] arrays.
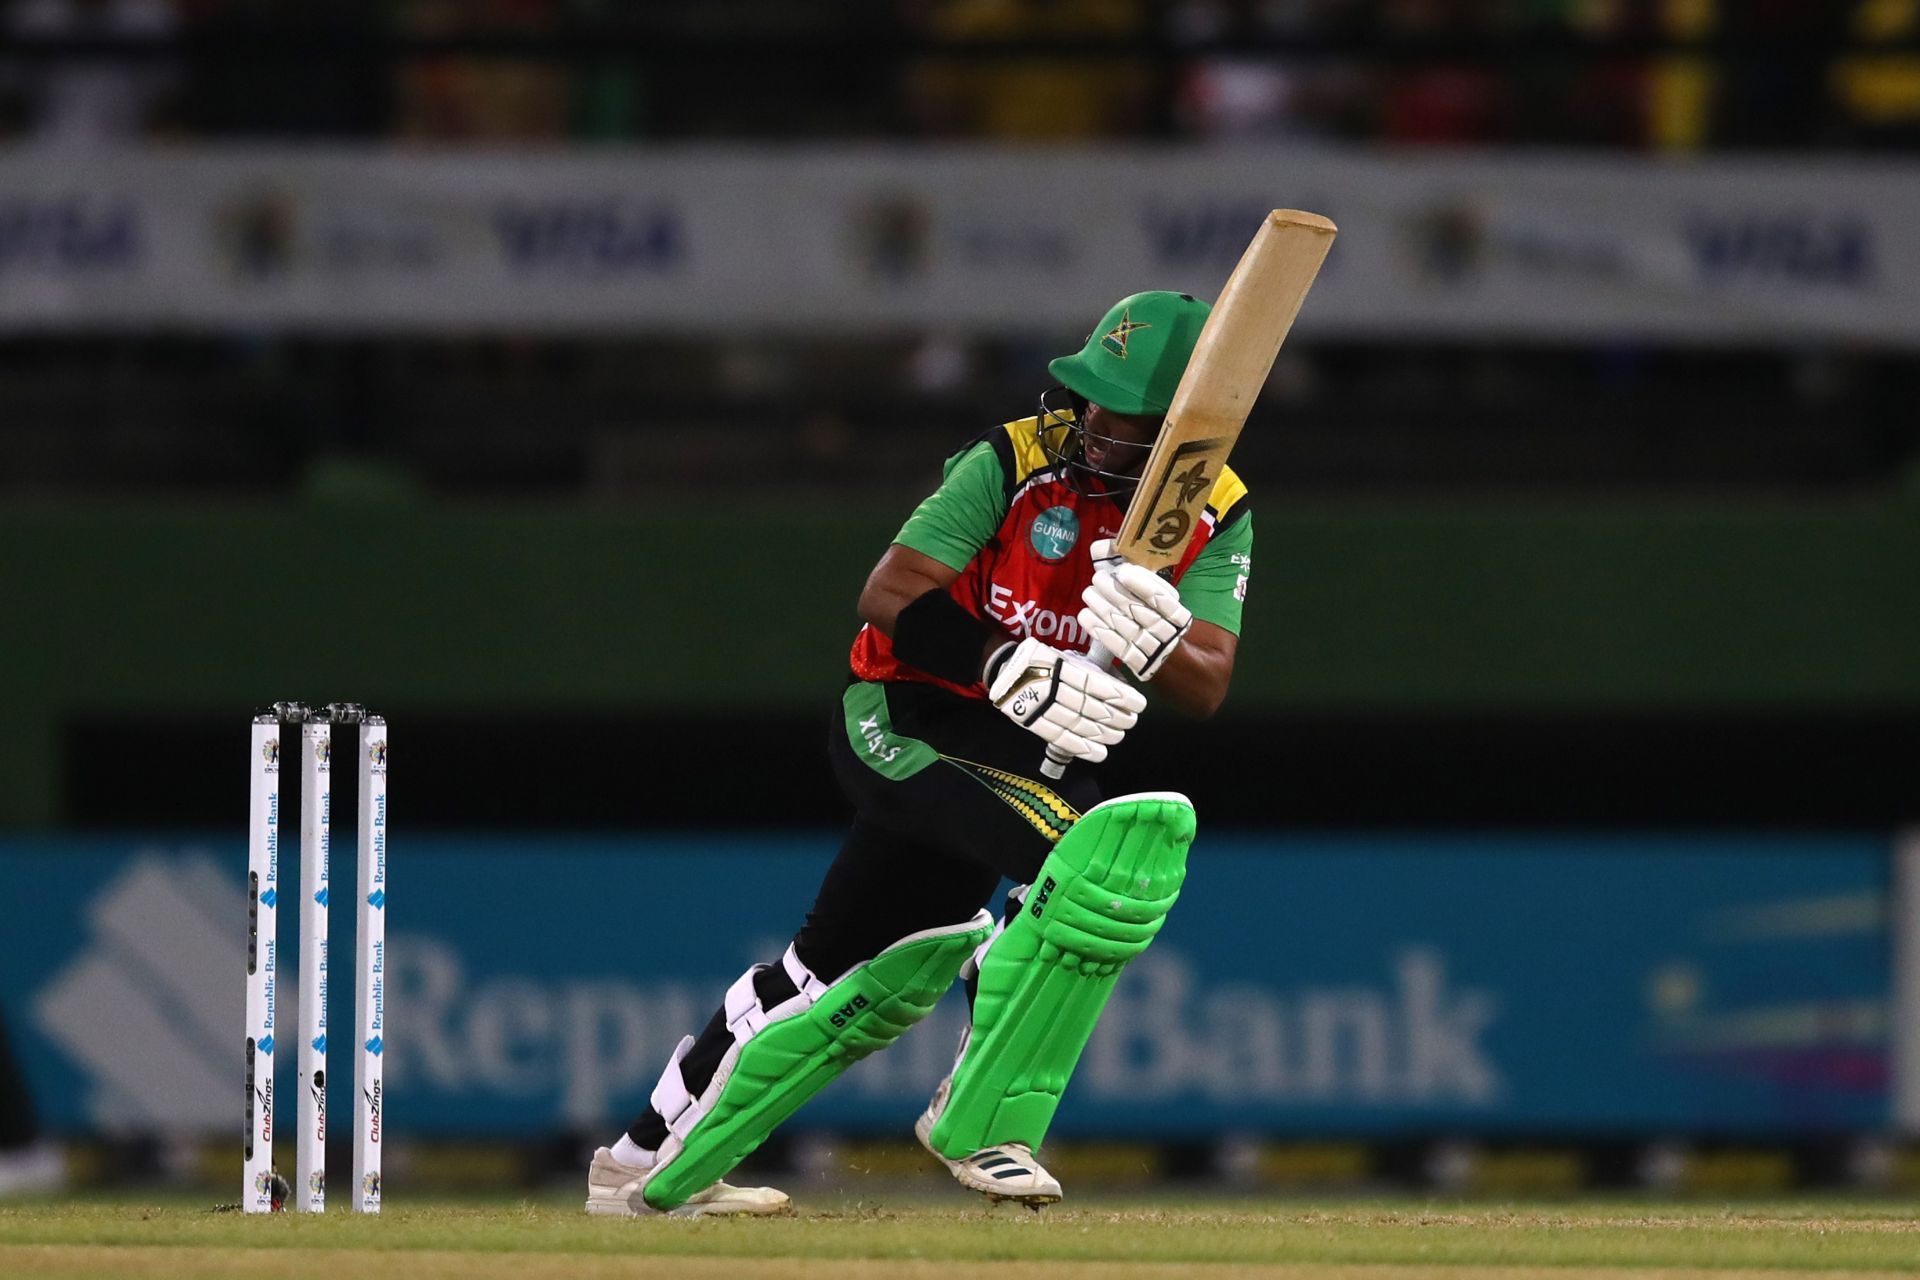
[[627, 679, 1102, 1150]]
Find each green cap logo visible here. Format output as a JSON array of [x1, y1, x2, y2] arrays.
[[1028, 505, 1080, 562], [1048, 291, 1212, 416], [1099, 309, 1151, 359]]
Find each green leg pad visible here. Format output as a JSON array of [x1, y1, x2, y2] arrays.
[[928, 792, 1195, 1158], [644, 913, 991, 1210]]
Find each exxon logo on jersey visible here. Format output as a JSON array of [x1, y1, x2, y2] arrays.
[[494, 200, 683, 275], [1686, 213, 1874, 288], [987, 583, 1084, 648], [0, 199, 141, 272]]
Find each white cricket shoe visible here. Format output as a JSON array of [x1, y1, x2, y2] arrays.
[[583, 1147, 792, 1218], [914, 1077, 1063, 1208]]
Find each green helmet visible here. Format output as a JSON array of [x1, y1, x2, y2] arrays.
[[1047, 290, 1212, 416]]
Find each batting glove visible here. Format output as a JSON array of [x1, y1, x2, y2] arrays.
[[985, 636, 1146, 764], [1078, 538, 1193, 681]]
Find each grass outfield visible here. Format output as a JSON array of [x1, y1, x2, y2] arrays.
[[4, 1196, 1920, 1278]]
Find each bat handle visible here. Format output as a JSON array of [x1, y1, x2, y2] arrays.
[[1039, 641, 1116, 780]]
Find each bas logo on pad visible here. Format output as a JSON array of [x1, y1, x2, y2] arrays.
[[1028, 506, 1079, 562]]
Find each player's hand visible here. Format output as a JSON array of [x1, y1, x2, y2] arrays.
[[985, 636, 1145, 764], [1078, 539, 1193, 681]]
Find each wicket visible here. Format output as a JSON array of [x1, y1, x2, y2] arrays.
[[244, 702, 387, 1214]]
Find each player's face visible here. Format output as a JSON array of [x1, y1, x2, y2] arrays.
[[1081, 404, 1162, 478]]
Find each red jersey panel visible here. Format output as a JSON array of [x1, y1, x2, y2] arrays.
[[850, 416, 1245, 701]]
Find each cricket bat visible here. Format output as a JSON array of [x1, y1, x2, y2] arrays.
[[1042, 209, 1337, 779]]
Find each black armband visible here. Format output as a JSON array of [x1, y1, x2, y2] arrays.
[[892, 589, 997, 685]]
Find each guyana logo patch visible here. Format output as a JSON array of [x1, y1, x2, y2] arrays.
[[1100, 309, 1150, 359], [1028, 505, 1079, 562]]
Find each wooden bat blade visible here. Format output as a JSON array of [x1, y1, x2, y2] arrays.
[[1117, 209, 1336, 570]]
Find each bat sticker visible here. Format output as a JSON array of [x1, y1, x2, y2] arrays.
[[1128, 436, 1229, 552]]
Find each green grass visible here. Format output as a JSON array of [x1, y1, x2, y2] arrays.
[[4, 1194, 1920, 1278]]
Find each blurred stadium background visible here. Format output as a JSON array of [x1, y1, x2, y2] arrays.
[[1, 0, 1917, 1204]]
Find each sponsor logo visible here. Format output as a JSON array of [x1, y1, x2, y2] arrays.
[[0, 198, 142, 272], [845, 194, 932, 282], [1099, 309, 1150, 358], [845, 197, 1070, 281], [368, 889, 386, 909], [1405, 200, 1625, 287], [1234, 574, 1248, 602], [373, 933, 1500, 1135], [1174, 460, 1212, 505], [315, 887, 329, 908], [312, 1068, 326, 1141], [1088, 948, 1504, 1105], [1028, 505, 1080, 562], [828, 993, 871, 1029], [215, 189, 441, 282], [1686, 213, 1874, 288], [260, 888, 277, 908], [370, 944, 384, 1035], [258, 1079, 274, 1140], [1143, 199, 1283, 269], [311, 1034, 327, 1054], [987, 583, 1085, 648], [1149, 507, 1191, 552], [365, 1036, 384, 1057], [365, 1080, 382, 1144], [494, 200, 682, 275], [373, 794, 387, 887], [855, 713, 903, 765], [214, 191, 297, 279], [953, 219, 1072, 272], [1405, 203, 1487, 285], [1030, 876, 1057, 919]]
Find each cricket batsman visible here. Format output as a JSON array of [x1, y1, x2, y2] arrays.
[[587, 291, 1251, 1216]]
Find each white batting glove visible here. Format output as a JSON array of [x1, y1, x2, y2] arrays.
[[985, 636, 1146, 764], [1078, 538, 1193, 681]]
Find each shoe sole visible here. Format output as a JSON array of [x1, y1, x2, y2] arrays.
[[669, 1201, 795, 1219], [584, 1193, 795, 1219]]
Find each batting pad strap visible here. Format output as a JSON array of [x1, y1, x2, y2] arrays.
[[959, 885, 1026, 984], [928, 793, 1195, 1159], [781, 945, 829, 1000], [641, 909, 994, 1211], [723, 968, 774, 1039], [649, 1036, 700, 1139]]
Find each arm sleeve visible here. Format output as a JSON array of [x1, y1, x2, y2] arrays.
[[893, 441, 1007, 571], [1176, 511, 1253, 636]]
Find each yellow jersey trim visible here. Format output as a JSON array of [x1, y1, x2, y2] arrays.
[[1000, 415, 1249, 526], [1208, 465, 1249, 525], [999, 416, 1055, 488]]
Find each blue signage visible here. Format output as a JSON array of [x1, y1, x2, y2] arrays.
[[0, 833, 1891, 1141]]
